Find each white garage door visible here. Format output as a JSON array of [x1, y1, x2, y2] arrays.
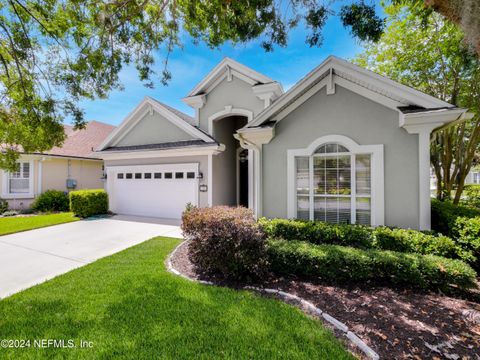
[[107, 163, 199, 219]]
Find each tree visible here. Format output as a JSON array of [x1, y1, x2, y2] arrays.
[[1, 0, 477, 171], [356, 5, 480, 204]]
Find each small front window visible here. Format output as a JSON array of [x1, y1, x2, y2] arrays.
[[117, 173, 124, 179], [175, 172, 184, 179], [126, 173, 132, 179], [144, 173, 152, 179], [135, 173, 142, 179], [164, 172, 173, 179], [8, 162, 31, 194], [154, 172, 162, 179]]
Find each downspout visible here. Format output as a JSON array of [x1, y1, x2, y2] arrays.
[[37, 157, 45, 196], [234, 133, 262, 218]]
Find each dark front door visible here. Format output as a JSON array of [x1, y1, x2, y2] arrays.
[[239, 149, 249, 207]]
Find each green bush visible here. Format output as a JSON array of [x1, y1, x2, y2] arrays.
[[182, 206, 268, 281], [32, 190, 69, 212], [372, 226, 462, 259], [431, 198, 480, 236], [69, 189, 108, 218], [259, 218, 464, 260], [0, 199, 8, 213], [453, 217, 480, 270], [267, 239, 477, 290], [462, 184, 480, 207], [258, 218, 375, 248]]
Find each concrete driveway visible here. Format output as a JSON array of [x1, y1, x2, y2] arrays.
[[0, 215, 182, 299]]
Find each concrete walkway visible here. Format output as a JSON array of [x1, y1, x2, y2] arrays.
[[0, 215, 182, 299]]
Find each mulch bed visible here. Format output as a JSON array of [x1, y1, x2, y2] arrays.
[[170, 241, 480, 359]]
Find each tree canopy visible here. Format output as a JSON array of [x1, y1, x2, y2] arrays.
[[356, 5, 480, 203], [0, 0, 478, 170]]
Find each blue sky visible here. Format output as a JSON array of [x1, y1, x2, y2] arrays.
[[78, 6, 377, 126]]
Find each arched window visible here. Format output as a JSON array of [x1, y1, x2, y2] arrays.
[[294, 142, 372, 225]]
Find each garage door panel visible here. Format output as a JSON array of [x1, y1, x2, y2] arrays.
[[108, 164, 198, 219]]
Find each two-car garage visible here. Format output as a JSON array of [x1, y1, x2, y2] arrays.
[[106, 163, 199, 219]]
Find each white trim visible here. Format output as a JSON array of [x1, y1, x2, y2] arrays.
[[98, 97, 212, 151], [1, 159, 35, 199], [207, 106, 253, 136], [98, 144, 223, 161], [287, 135, 384, 226], [249, 55, 453, 127], [187, 57, 274, 97], [207, 153, 213, 206]]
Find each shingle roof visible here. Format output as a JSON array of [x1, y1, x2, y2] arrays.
[[46, 120, 115, 158], [102, 139, 217, 152]]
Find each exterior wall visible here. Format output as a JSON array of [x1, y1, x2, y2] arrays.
[[262, 85, 420, 229], [104, 155, 209, 208], [199, 76, 264, 134], [116, 112, 194, 147], [212, 116, 247, 206], [41, 158, 104, 192], [0, 157, 104, 210]]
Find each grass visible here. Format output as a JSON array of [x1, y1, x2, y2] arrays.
[[0, 213, 79, 236], [0, 237, 352, 359]]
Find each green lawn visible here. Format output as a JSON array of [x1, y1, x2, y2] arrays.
[[0, 213, 79, 236], [0, 237, 352, 359]]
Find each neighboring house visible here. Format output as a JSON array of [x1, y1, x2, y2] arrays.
[[1, 121, 115, 210], [430, 167, 480, 191], [97, 56, 471, 230]]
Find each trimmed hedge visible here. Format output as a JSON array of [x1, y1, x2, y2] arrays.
[[453, 217, 480, 270], [259, 218, 465, 260], [32, 190, 69, 212], [258, 218, 374, 248], [69, 189, 108, 218], [267, 239, 477, 290], [431, 198, 480, 237], [462, 184, 480, 207], [182, 206, 268, 281]]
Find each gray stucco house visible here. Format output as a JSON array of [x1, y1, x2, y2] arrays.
[[97, 56, 471, 230]]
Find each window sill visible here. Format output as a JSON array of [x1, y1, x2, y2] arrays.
[[1, 193, 34, 199]]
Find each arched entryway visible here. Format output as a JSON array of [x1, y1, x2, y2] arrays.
[[210, 114, 251, 208]]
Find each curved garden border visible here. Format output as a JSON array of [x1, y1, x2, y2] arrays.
[[166, 240, 380, 360]]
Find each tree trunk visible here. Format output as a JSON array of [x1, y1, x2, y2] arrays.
[[424, 0, 480, 56]]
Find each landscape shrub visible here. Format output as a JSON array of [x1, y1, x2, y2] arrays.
[[267, 239, 477, 290], [462, 184, 480, 207], [182, 206, 268, 281], [453, 217, 480, 270], [0, 199, 8, 213], [259, 218, 464, 260], [69, 189, 108, 218], [2, 210, 18, 217], [372, 227, 462, 259], [258, 218, 375, 248], [431, 199, 480, 236], [32, 190, 69, 212]]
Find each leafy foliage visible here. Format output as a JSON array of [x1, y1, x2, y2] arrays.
[[267, 239, 477, 290], [182, 206, 268, 281], [462, 184, 480, 207], [259, 218, 466, 261], [431, 198, 480, 236], [355, 6, 480, 204], [32, 190, 69, 212], [453, 216, 480, 270], [340, 2, 384, 42], [69, 189, 108, 218], [0, 199, 8, 214]]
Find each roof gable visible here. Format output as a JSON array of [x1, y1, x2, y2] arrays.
[[97, 97, 214, 151], [186, 57, 275, 97], [248, 56, 453, 127]]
